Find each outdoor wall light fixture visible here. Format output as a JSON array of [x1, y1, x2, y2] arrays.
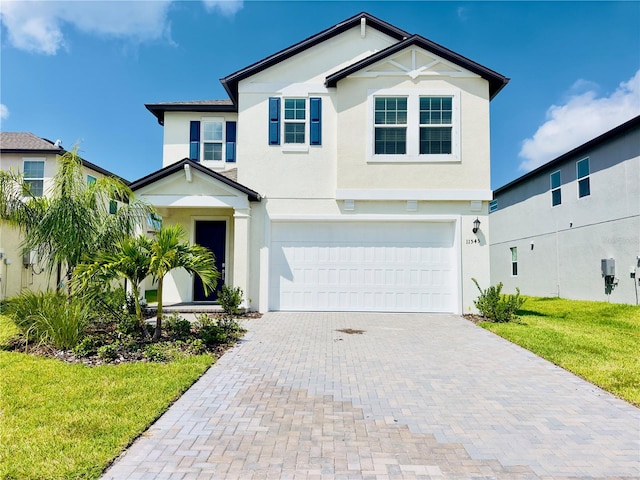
[[472, 217, 481, 234]]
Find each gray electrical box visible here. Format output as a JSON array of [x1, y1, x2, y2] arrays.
[[601, 258, 615, 277]]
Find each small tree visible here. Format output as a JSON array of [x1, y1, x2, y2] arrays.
[[73, 235, 153, 328], [0, 146, 152, 293], [149, 225, 218, 341]]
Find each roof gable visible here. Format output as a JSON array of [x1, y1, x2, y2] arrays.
[[325, 35, 509, 99], [129, 158, 261, 202], [220, 12, 409, 103]]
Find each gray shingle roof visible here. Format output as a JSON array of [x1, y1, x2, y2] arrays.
[[0, 132, 62, 152]]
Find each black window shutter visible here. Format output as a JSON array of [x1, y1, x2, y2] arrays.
[[189, 121, 200, 161], [310, 97, 322, 145]]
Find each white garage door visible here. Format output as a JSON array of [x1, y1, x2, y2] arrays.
[[269, 221, 457, 312]]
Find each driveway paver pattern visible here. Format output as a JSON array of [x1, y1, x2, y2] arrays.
[[102, 312, 640, 479]]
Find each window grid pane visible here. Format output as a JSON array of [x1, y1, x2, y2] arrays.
[[284, 99, 306, 120], [284, 123, 305, 144], [578, 178, 590, 198], [420, 97, 453, 125], [374, 97, 407, 125], [420, 127, 452, 154], [23, 161, 44, 179], [550, 171, 561, 189], [203, 122, 223, 141], [577, 158, 590, 179], [24, 180, 43, 197], [203, 143, 222, 161], [552, 189, 561, 206], [375, 127, 406, 154]]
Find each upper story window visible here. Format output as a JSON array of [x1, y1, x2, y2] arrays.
[[87, 175, 97, 185], [190, 118, 236, 164], [23, 160, 45, 197], [203, 120, 223, 161], [374, 97, 407, 154], [368, 90, 459, 163], [284, 99, 306, 144], [577, 157, 590, 198], [268, 97, 322, 148], [550, 170, 561, 206], [419, 97, 452, 154], [489, 199, 498, 213]]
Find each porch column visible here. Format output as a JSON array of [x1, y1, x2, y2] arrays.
[[232, 207, 251, 309]]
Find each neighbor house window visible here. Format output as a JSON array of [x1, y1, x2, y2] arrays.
[[550, 170, 561, 206], [109, 200, 117, 214], [419, 96, 452, 154], [489, 200, 498, 213], [23, 160, 45, 197], [510, 247, 518, 276], [577, 157, 590, 198], [374, 96, 407, 154], [87, 175, 97, 185], [284, 99, 306, 144], [203, 119, 223, 161]]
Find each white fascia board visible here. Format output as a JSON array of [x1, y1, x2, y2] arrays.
[[140, 194, 249, 209], [269, 213, 459, 222], [335, 189, 493, 201]]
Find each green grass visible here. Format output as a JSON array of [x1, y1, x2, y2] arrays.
[[0, 315, 214, 480], [480, 297, 640, 406], [0, 314, 20, 346]]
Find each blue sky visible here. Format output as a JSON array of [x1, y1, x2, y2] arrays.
[[1, 1, 639, 189]]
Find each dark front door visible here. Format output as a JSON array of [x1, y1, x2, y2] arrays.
[[194, 220, 226, 301]]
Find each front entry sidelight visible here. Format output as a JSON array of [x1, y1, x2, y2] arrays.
[[194, 220, 226, 301]]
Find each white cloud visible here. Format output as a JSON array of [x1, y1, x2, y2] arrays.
[[203, 0, 243, 16], [0, 104, 9, 120], [518, 70, 640, 172], [0, 0, 241, 55]]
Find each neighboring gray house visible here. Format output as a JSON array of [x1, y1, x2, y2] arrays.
[[490, 115, 640, 305]]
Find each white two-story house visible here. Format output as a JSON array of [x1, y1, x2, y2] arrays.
[[133, 12, 509, 313]]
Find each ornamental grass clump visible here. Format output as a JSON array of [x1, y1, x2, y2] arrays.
[[4, 290, 89, 350], [472, 278, 525, 323]]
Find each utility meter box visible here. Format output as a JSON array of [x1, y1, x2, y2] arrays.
[[601, 258, 615, 277]]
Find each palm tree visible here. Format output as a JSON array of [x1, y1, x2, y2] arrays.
[[0, 146, 152, 293], [72, 235, 153, 328], [149, 224, 218, 341]]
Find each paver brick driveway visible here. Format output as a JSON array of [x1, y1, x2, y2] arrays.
[[103, 312, 639, 479]]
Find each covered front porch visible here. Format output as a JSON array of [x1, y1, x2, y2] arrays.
[[129, 159, 261, 308]]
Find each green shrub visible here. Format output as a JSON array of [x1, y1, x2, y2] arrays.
[[194, 314, 227, 346], [97, 344, 118, 362], [117, 313, 141, 336], [72, 335, 103, 357], [472, 278, 525, 323], [164, 312, 192, 340], [4, 291, 89, 350], [217, 285, 243, 316]]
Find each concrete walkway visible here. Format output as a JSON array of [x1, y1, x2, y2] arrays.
[[102, 312, 639, 480]]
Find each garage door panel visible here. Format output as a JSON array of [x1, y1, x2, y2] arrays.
[[269, 221, 457, 312]]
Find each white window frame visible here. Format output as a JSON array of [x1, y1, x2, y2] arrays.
[[283, 98, 307, 147], [576, 157, 590, 199], [510, 247, 518, 276], [23, 159, 45, 197], [201, 117, 224, 163], [367, 89, 460, 163], [550, 170, 561, 207]]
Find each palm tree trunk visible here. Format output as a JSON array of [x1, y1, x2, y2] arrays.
[[152, 278, 163, 341]]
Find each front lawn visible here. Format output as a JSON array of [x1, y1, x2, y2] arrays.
[[0, 314, 215, 480], [479, 297, 640, 406]]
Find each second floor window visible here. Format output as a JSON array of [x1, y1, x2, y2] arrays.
[[419, 97, 452, 154], [203, 120, 223, 161], [550, 170, 561, 206], [23, 160, 45, 197], [284, 99, 306, 144], [577, 158, 590, 198], [374, 97, 407, 154]]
